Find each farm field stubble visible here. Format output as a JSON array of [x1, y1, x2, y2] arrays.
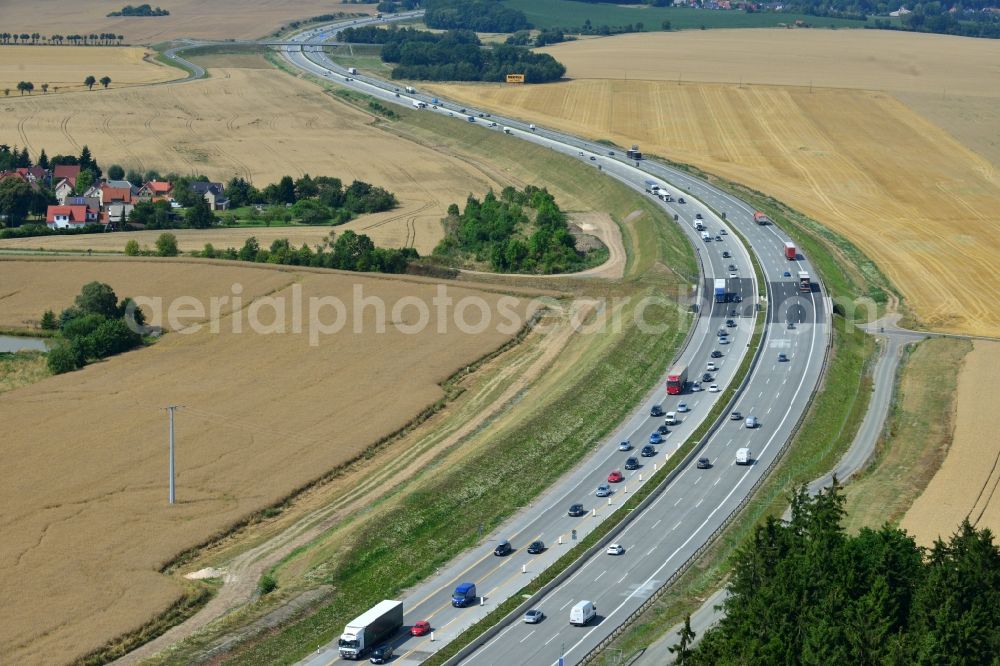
[[0, 46, 177, 93], [427, 74, 1000, 337], [0, 58, 496, 255], [900, 340, 1000, 545], [0, 259, 530, 666], [0, 0, 375, 44]]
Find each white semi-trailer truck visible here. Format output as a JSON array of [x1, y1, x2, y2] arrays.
[[338, 600, 404, 660]]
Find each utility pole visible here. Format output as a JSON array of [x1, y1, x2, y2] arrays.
[[166, 405, 182, 504]]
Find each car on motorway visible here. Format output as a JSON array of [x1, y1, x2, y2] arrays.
[[726, 319, 737, 328], [709, 384, 720, 392], [619, 440, 632, 451], [728, 264, 738, 272], [641, 445, 657, 457], [649, 432, 663, 444], [459, 108, 466, 113], [729, 309, 738, 317], [370, 644, 394, 664], [524, 609, 545, 624], [697, 457, 712, 469], [731, 410, 743, 421], [730, 271, 738, 278], [411, 620, 431, 636], [607, 543, 625, 555], [695, 213, 703, 220], [494, 540, 513, 556], [722, 251, 731, 258], [783, 270, 792, 277], [717, 329, 727, 337], [677, 197, 686, 204], [590, 156, 597, 161], [716, 235, 723, 241], [745, 415, 759, 429], [719, 336, 730, 344], [711, 350, 723, 358], [702, 372, 713, 382], [625, 456, 640, 470], [691, 381, 703, 390], [596, 484, 612, 497], [568, 503, 586, 517], [788, 321, 796, 329], [578, 151, 585, 157], [527, 540, 546, 554], [719, 229, 728, 235], [665, 411, 678, 425], [677, 402, 690, 412], [650, 405, 664, 418], [608, 470, 624, 483], [707, 362, 718, 372], [778, 353, 788, 362], [608, 150, 615, 156], [657, 424, 669, 435]]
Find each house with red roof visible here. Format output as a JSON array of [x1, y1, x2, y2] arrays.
[[137, 180, 173, 202], [99, 184, 134, 206], [47, 203, 99, 229], [53, 164, 81, 184]]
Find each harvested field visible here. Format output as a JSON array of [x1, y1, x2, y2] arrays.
[[426, 77, 1000, 336], [0, 46, 176, 94], [0, 0, 375, 44], [901, 340, 1000, 546], [0, 62, 496, 255], [538, 29, 1000, 96], [0, 258, 530, 666]]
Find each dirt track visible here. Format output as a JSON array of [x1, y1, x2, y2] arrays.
[[901, 340, 1000, 545]]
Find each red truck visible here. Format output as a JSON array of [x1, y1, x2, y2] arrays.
[[666, 364, 687, 395], [784, 241, 796, 260]]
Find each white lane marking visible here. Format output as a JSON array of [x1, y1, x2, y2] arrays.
[[694, 475, 702, 484], [595, 570, 606, 581], [544, 633, 560, 646], [480, 622, 516, 652], [652, 519, 662, 529], [520, 630, 536, 643], [696, 498, 704, 507], [559, 598, 574, 611], [673, 520, 683, 530], [674, 497, 683, 506], [714, 476, 721, 486]]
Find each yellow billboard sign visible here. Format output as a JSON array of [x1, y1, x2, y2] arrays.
[[506, 73, 525, 84]]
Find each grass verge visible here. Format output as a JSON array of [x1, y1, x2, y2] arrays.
[[842, 337, 972, 532], [0, 350, 49, 395]]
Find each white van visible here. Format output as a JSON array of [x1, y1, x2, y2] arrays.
[[701, 231, 711, 242], [736, 447, 752, 465], [570, 600, 597, 626], [664, 411, 678, 426]]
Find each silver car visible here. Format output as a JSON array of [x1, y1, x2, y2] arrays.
[[524, 609, 545, 624], [596, 484, 612, 497]]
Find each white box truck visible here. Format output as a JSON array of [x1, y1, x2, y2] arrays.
[[570, 600, 597, 625], [405, 86, 416, 93], [347, 67, 358, 75], [503, 126, 512, 134], [338, 600, 404, 660], [736, 447, 752, 465]]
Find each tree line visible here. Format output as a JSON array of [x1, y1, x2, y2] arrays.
[[672, 482, 1000, 664], [424, 0, 531, 33], [433, 185, 599, 274], [107, 4, 169, 17], [778, 0, 999, 36], [0, 33, 125, 45], [41, 282, 145, 375], [7, 75, 112, 97], [339, 26, 566, 83]]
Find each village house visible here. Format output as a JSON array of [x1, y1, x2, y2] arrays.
[[137, 180, 173, 202], [188, 181, 230, 211], [54, 177, 76, 204], [46, 203, 99, 229]]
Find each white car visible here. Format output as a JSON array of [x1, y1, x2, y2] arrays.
[[677, 402, 689, 412], [690, 382, 702, 392], [709, 384, 720, 393], [706, 362, 718, 372], [606, 544, 625, 556]]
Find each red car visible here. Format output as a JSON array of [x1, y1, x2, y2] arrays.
[[411, 620, 431, 636], [608, 470, 624, 483]]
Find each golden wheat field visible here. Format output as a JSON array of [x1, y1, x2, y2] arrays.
[[0, 258, 530, 665], [0, 46, 177, 94], [428, 77, 1000, 337], [901, 340, 1000, 545], [0, 0, 375, 44], [0, 59, 498, 255]]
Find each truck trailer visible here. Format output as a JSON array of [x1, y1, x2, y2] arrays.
[[666, 364, 687, 395], [347, 67, 358, 75], [502, 126, 512, 134], [338, 600, 403, 660], [714, 279, 727, 304], [753, 211, 771, 225], [644, 180, 660, 195], [798, 271, 811, 292], [784, 241, 796, 260], [404, 86, 416, 93], [412, 100, 426, 109]]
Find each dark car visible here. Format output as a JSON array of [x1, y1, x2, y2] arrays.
[[650, 405, 665, 418], [608, 150, 615, 156], [657, 424, 669, 435], [702, 372, 713, 382], [711, 350, 723, 358], [568, 503, 586, 517], [695, 213, 703, 220], [527, 540, 545, 554], [730, 410, 743, 421], [494, 540, 513, 556], [715, 235, 722, 241], [678, 197, 686, 204], [696, 457, 712, 469], [625, 456, 640, 470], [729, 309, 738, 317], [459, 108, 466, 113], [778, 353, 788, 362], [641, 444, 656, 457], [722, 251, 731, 258], [728, 264, 738, 272], [717, 329, 727, 337], [726, 319, 737, 327], [370, 644, 394, 664], [590, 156, 596, 161]]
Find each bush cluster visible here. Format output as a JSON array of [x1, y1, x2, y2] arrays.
[[44, 282, 144, 374]]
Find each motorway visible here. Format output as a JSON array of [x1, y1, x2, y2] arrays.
[[170, 15, 830, 666]]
